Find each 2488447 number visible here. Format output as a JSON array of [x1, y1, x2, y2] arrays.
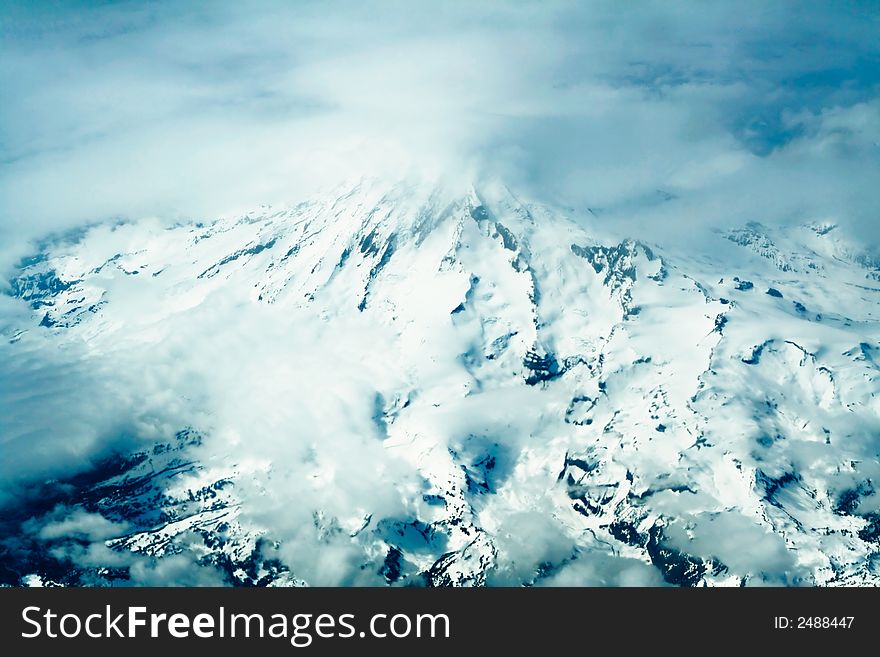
[[798, 616, 854, 629]]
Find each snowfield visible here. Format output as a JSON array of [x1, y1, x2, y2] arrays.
[[2, 178, 879, 587]]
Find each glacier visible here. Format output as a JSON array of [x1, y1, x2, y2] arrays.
[[1, 178, 879, 587]]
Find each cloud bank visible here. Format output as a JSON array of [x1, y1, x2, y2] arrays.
[[1, 0, 878, 255]]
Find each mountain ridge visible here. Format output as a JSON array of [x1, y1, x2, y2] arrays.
[[2, 179, 879, 587]]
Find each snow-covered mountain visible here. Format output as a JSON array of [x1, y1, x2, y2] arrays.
[[2, 178, 879, 587]]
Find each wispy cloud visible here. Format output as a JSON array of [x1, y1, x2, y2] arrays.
[[1, 1, 878, 254]]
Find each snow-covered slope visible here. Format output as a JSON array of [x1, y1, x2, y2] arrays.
[[2, 179, 879, 586]]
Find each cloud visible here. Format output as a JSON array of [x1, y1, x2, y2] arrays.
[[34, 507, 129, 542], [0, 1, 878, 254], [11, 505, 226, 586], [1, 0, 879, 585], [662, 512, 798, 583], [1, 274, 426, 582], [0, 294, 212, 505], [537, 553, 667, 587], [127, 554, 227, 587]]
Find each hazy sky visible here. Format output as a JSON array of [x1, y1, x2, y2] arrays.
[[1, 0, 878, 255]]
